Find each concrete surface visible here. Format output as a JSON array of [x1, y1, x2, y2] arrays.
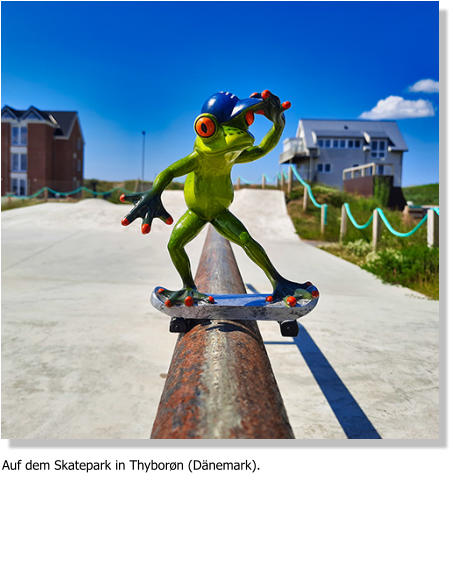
[[1, 190, 439, 439]]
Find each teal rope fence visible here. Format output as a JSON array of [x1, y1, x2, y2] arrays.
[[344, 203, 373, 230], [344, 202, 438, 238], [376, 208, 429, 238], [290, 165, 327, 224], [5, 185, 156, 200]]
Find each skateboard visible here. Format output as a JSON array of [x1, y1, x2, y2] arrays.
[[151, 285, 319, 337]]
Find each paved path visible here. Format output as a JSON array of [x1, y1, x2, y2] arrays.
[[2, 190, 439, 439]]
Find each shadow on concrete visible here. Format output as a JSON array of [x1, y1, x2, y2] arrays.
[[246, 284, 381, 439]]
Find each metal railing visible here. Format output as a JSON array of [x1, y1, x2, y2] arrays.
[[151, 226, 295, 439]]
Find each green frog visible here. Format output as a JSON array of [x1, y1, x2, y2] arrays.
[[121, 90, 316, 307]]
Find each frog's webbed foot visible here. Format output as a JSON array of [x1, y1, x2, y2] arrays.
[[270, 278, 319, 307], [156, 287, 215, 307]]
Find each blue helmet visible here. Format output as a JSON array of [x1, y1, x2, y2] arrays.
[[200, 91, 262, 124]]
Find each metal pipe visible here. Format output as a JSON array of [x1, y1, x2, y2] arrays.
[[151, 226, 295, 439]]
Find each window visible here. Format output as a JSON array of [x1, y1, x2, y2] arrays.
[[11, 177, 27, 196], [333, 139, 338, 148], [371, 141, 378, 151], [377, 165, 384, 175], [317, 163, 331, 174], [317, 163, 323, 172], [324, 139, 331, 148], [348, 139, 354, 148], [325, 164, 331, 173], [355, 140, 361, 148], [11, 153, 27, 172], [11, 125, 27, 145], [379, 141, 386, 151], [339, 139, 345, 148], [318, 139, 324, 148]]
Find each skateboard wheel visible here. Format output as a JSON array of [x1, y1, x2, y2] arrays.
[[184, 296, 194, 307], [208, 296, 215, 303], [286, 296, 297, 307], [280, 320, 299, 337], [265, 295, 273, 302], [165, 299, 172, 308]]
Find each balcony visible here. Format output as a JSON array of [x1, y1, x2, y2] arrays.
[[343, 162, 393, 180], [279, 138, 316, 164]]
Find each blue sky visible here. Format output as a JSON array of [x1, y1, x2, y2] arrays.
[[1, 1, 439, 186]]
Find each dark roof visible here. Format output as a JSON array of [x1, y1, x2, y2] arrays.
[[1, 105, 78, 138]]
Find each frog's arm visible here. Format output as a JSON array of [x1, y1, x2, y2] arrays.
[[121, 152, 198, 232], [234, 122, 284, 164], [150, 151, 199, 196]]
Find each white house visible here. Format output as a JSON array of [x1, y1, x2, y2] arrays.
[[280, 118, 408, 190]]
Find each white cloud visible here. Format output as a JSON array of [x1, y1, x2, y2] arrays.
[[360, 95, 435, 120], [409, 78, 439, 93]]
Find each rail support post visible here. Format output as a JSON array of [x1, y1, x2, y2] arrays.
[[236, 177, 241, 190], [372, 209, 381, 251], [427, 209, 439, 248], [151, 227, 295, 439], [287, 165, 293, 195], [262, 175, 266, 189], [320, 204, 327, 235], [340, 204, 347, 243], [303, 186, 308, 212]]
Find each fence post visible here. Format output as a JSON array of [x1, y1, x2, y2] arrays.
[[303, 186, 308, 212], [372, 209, 381, 250], [236, 177, 241, 190], [340, 204, 347, 243], [262, 175, 266, 189], [427, 209, 439, 248], [287, 166, 293, 195], [320, 204, 327, 235], [43, 187, 49, 202]]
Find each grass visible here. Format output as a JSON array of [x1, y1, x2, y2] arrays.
[[2, 197, 48, 211], [286, 183, 439, 299], [403, 183, 439, 205]]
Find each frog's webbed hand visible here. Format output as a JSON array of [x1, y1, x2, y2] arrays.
[[250, 90, 291, 126], [235, 90, 291, 164], [120, 152, 198, 234], [121, 192, 173, 233]]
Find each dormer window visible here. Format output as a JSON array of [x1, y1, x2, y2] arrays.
[[11, 125, 27, 145], [23, 110, 42, 121], [2, 109, 16, 120]]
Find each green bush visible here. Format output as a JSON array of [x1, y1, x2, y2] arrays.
[[345, 239, 372, 257], [362, 245, 439, 292]]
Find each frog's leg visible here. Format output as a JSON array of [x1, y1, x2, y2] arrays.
[[211, 209, 314, 304], [163, 210, 212, 306]]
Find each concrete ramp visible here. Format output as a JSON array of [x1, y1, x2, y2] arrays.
[[1, 190, 439, 439]]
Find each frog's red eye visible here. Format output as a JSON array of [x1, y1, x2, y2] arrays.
[[245, 111, 254, 126], [195, 117, 216, 138]]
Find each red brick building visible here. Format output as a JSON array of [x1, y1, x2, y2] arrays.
[[1, 105, 84, 196]]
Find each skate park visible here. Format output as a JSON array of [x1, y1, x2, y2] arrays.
[[1, 188, 439, 440]]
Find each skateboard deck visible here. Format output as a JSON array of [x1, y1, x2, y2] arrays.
[[151, 286, 319, 322]]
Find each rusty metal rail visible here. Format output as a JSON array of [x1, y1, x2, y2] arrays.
[[151, 226, 295, 439]]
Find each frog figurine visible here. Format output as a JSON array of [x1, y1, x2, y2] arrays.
[[121, 89, 318, 308]]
